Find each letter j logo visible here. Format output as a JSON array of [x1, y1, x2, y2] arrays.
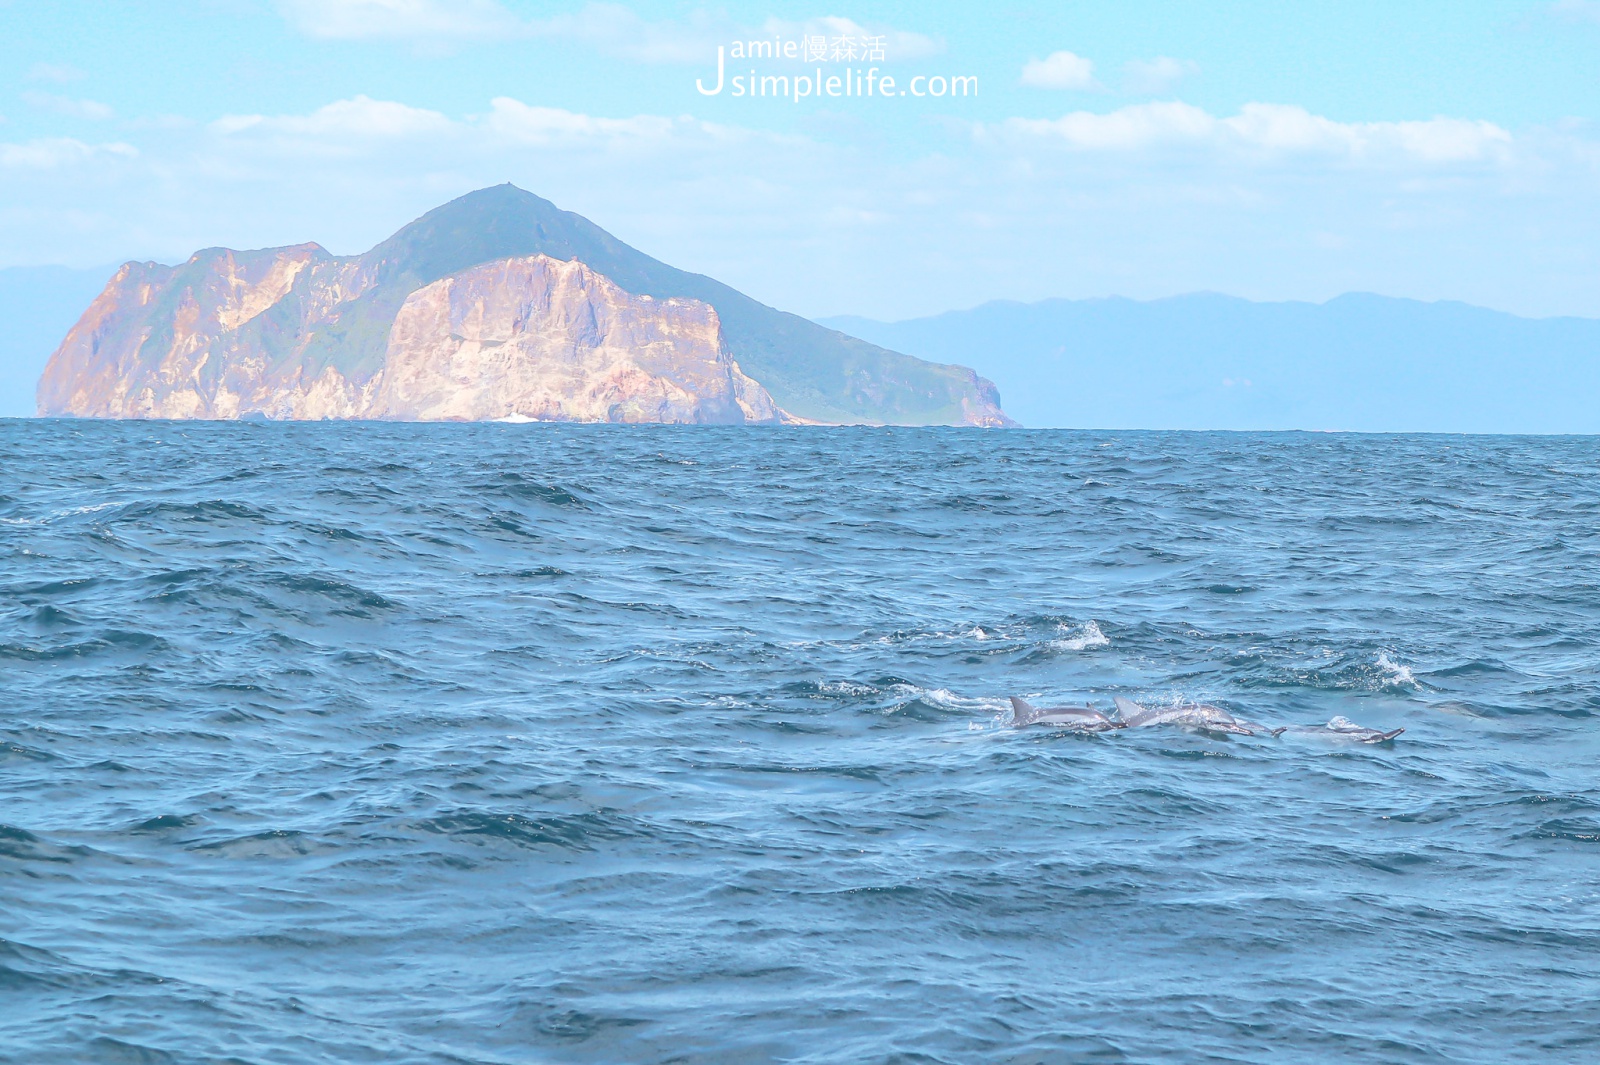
[[698, 46, 725, 95]]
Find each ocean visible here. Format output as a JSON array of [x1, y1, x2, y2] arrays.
[[3, 421, 1597, 1064]]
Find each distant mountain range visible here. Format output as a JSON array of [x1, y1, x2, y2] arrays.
[[27, 185, 1010, 426], [821, 293, 1600, 433]]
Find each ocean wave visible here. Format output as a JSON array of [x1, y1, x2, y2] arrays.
[[885, 684, 1009, 716], [1049, 619, 1111, 651], [413, 810, 642, 851], [480, 472, 588, 507], [1376, 651, 1420, 688], [4, 422, 1599, 1064]]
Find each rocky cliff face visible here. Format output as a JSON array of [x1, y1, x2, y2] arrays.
[[38, 250, 781, 424], [36, 244, 381, 420], [37, 245, 346, 419], [38, 184, 1013, 426], [377, 257, 779, 423]]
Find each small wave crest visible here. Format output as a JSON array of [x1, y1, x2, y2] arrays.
[[865, 682, 1012, 723], [892, 685, 1008, 715], [1050, 620, 1110, 652], [1376, 652, 1420, 689]]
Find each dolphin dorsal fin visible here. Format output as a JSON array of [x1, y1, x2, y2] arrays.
[[1113, 696, 1142, 718], [1009, 696, 1042, 726]]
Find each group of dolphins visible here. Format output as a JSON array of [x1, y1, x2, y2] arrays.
[[1009, 695, 1405, 742]]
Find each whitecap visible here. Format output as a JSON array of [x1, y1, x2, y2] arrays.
[[1050, 620, 1110, 652], [898, 685, 1006, 712], [883, 684, 1009, 718], [1376, 652, 1420, 689], [816, 679, 879, 697], [27, 500, 126, 524]]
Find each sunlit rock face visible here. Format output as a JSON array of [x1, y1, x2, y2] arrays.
[[37, 251, 781, 424], [374, 257, 780, 424], [36, 244, 369, 420]]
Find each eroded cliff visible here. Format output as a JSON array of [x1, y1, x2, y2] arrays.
[[38, 250, 781, 424], [376, 257, 779, 423]]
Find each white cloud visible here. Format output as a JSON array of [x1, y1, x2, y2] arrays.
[[1004, 100, 1210, 149], [274, 0, 938, 65], [212, 96, 453, 139], [483, 98, 692, 143], [1551, 0, 1600, 22], [539, 10, 941, 66], [0, 137, 136, 169], [1123, 56, 1199, 95], [276, 0, 519, 41], [22, 92, 114, 121], [209, 95, 736, 154], [1020, 51, 1101, 91], [26, 62, 87, 84], [1001, 102, 1513, 163]]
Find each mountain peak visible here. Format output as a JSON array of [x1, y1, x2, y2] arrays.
[[366, 184, 597, 287]]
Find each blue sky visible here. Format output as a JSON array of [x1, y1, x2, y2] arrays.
[[4, 0, 1600, 319]]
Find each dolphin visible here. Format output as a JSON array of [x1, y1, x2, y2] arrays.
[[1010, 696, 1124, 731], [1112, 696, 1285, 737], [1284, 716, 1405, 743]]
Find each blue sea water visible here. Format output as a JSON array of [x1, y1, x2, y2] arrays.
[[2, 421, 1598, 1065]]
